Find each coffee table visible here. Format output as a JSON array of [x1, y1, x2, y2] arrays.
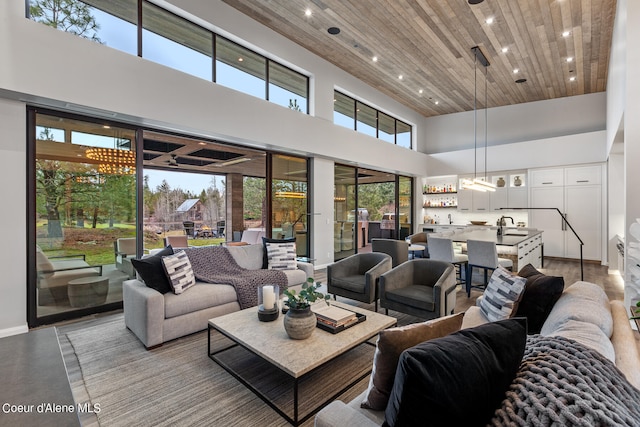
[[208, 301, 396, 425]]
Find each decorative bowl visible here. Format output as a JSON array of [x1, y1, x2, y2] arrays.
[[470, 221, 487, 225]]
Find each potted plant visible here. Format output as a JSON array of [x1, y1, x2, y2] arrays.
[[630, 301, 640, 321], [282, 278, 330, 339]]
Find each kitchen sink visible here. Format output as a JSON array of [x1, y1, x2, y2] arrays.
[[503, 232, 528, 236]]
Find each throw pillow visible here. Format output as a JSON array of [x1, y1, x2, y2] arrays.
[[515, 263, 565, 333], [131, 245, 174, 294], [361, 312, 464, 410], [265, 241, 297, 270], [161, 250, 196, 295], [479, 266, 527, 322], [384, 318, 527, 427], [261, 237, 295, 269]]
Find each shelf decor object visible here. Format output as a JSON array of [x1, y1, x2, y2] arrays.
[[461, 46, 496, 193]]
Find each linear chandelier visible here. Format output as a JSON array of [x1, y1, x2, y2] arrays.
[[275, 191, 306, 199], [86, 147, 136, 175], [461, 46, 496, 193]]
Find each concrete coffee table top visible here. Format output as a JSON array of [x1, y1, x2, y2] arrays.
[[209, 301, 396, 378]]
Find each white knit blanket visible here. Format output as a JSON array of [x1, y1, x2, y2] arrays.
[[490, 335, 640, 426]]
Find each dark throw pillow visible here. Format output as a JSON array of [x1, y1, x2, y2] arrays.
[[516, 263, 565, 334], [131, 245, 174, 294], [383, 318, 527, 427], [261, 237, 295, 269], [361, 312, 464, 410]]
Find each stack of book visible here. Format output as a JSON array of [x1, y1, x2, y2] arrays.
[[312, 304, 359, 329]]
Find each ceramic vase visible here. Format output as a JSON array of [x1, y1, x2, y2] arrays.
[[283, 307, 316, 339], [514, 176, 522, 187], [496, 177, 506, 187]]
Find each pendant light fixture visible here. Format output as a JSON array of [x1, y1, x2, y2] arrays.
[[461, 46, 496, 192]]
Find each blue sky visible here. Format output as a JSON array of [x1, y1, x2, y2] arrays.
[[144, 169, 225, 194]]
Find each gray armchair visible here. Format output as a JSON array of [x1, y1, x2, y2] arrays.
[[379, 259, 457, 320], [114, 237, 136, 278], [371, 238, 409, 267], [407, 232, 428, 258], [327, 252, 392, 311]]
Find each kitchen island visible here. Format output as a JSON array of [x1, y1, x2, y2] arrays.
[[439, 228, 543, 271]]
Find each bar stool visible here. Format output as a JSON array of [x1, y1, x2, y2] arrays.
[[427, 236, 468, 286], [465, 239, 513, 297]]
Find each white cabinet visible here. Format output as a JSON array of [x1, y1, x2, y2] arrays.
[[490, 172, 528, 211], [565, 165, 601, 186], [530, 186, 565, 257], [530, 168, 564, 187], [564, 185, 601, 260], [517, 234, 543, 269], [457, 176, 490, 212], [529, 164, 603, 261]]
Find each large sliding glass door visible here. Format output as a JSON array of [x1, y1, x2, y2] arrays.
[[334, 164, 413, 261], [398, 176, 413, 240], [334, 165, 357, 260], [29, 109, 137, 325], [28, 110, 311, 326], [271, 154, 309, 257]]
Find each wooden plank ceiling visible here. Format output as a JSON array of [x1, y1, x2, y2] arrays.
[[222, 0, 616, 117]]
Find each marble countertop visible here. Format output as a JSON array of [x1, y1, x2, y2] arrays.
[[446, 228, 543, 246]]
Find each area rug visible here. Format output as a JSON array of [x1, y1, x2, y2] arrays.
[[59, 314, 373, 427]]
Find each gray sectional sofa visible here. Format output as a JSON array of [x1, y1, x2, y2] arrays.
[[123, 243, 313, 348], [315, 281, 640, 426]]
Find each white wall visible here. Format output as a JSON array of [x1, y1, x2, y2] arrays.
[[310, 158, 335, 268], [606, 0, 627, 154], [426, 130, 607, 177], [623, 0, 640, 308], [608, 153, 625, 271], [0, 99, 28, 337], [422, 93, 606, 154]]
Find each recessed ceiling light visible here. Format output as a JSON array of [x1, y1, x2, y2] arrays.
[[102, 125, 110, 129], [501, 47, 508, 53], [515, 78, 527, 84], [562, 31, 571, 37], [398, 75, 403, 80], [468, 0, 484, 4], [418, 89, 423, 94], [304, 8, 312, 17], [569, 76, 576, 81], [238, 57, 243, 62], [567, 57, 573, 62], [513, 68, 519, 74], [328, 27, 340, 35], [198, 142, 206, 146], [485, 17, 494, 24], [372, 56, 378, 62], [435, 101, 439, 105]]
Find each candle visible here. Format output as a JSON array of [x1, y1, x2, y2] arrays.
[[262, 285, 275, 310]]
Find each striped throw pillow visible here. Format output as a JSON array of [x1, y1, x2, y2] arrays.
[[161, 250, 196, 294], [265, 241, 297, 270], [479, 266, 527, 322]]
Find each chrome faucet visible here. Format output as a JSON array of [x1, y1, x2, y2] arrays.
[[448, 213, 452, 224], [498, 216, 514, 236]]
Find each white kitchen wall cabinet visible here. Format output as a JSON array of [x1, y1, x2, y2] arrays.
[[490, 172, 527, 211], [529, 164, 603, 261], [457, 176, 490, 213]]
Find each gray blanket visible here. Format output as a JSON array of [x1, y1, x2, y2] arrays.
[[490, 334, 640, 426], [182, 246, 287, 309]]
